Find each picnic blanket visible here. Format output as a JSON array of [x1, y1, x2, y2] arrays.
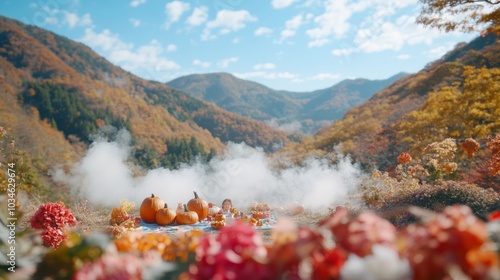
[[138, 216, 276, 233]]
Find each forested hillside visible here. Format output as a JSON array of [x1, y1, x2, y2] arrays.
[[0, 16, 290, 195], [283, 33, 500, 188]]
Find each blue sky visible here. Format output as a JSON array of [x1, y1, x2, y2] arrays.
[[1, 0, 479, 91]]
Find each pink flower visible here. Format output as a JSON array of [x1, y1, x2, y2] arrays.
[[189, 221, 271, 280]]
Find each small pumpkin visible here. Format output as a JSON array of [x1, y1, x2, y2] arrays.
[[187, 191, 209, 221], [215, 212, 225, 222], [140, 194, 165, 224], [208, 206, 221, 216], [156, 203, 177, 226], [176, 204, 199, 225]]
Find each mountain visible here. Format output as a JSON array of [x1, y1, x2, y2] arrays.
[[167, 72, 303, 122], [0, 15, 290, 185], [167, 72, 408, 133], [283, 33, 500, 187], [301, 72, 408, 121]]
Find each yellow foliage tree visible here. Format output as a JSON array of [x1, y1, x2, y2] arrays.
[[396, 66, 500, 155]]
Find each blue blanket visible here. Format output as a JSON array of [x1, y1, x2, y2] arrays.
[[138, 216, 276, 233]]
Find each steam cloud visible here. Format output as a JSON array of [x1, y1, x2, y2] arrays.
[[54, 129, 364, 211]]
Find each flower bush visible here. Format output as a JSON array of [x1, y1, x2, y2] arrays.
[[29, 201, 77, 248]]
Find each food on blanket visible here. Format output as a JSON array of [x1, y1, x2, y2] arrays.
[[187, 191, 209, 221], [252, 202, 271, 211], [156, 203, 177, 226], [177, 204, 199, 225], [210, 220, 226, 230], [110, 199, 136, 225], [140, 194, 165, 224], [110, 207, 128, 225], [208, 205, 221, 216], [215, 212, 226, 222], [287, 202, 305, 215], [252, 211, 271, 219]]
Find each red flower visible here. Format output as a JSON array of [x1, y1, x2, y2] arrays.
[[30, 202, 77, 248], [397, 152, 412, 164], [461, 138, 480, 159], [489, 211, 500, 221]]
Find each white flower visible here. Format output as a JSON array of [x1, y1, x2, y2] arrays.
[[341, 245, 412, 280]]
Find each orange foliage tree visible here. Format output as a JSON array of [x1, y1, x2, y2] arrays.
[[417, 0, 500, 34]]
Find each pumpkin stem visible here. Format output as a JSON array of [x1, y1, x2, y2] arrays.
[[193, 191, 199, 199], [164, 203, 168, 208], [151, 193, 155, 198], [183, 204, 189, 212]]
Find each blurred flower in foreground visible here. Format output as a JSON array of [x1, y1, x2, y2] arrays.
[[321, 208, 396, 257], [74, 252, 161, 280], [189, 221, 270, 280], [30, 201, 77, 248], [341, 245, 412, 280], [400, 205, 500, 280]]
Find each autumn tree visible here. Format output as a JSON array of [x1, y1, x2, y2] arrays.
[[396, 66, 500, 155], [417, 0, 500, 34]]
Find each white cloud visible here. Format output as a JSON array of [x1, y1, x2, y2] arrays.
[[354, 15, 439, 53], [278, 14, 307, 43], [193, 59, 211, 68], [45, 17, 59, 25], [272, 0, 299, 9], [308, 73, 340, 80], [306, 0, 355, 47], [130, 0, 146, 7], [202, 10, 257, 40], [397, 54, 410, 59], [234, 71, 298, 80], [331, 48, 356, 56], [186, 6, 208, 26], [232, 38, 240, 44], [80, 29, 179, 75], [217, 57, 238, 68], [254, 63, 276, 70], [81, 28, 130, 51], [425, 42, 456, 58], [255, 27, 273, 36], [305, 0, 419, 48], [63, 12, 93, 28], [129, 18, 141, 27], [164, 1, 191, 29], [166, 44, 177, 52]]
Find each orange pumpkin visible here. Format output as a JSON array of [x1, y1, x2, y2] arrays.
[[215, 213, 226, 222], [156, 203, 177, 226], [187, 191, 208, 221], [140, 194, 165, 224], [176, 204, 199, 225]]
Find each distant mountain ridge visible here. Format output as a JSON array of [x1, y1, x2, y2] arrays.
[[167, 72, 408, 133], [0, 15, 290, 174]]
